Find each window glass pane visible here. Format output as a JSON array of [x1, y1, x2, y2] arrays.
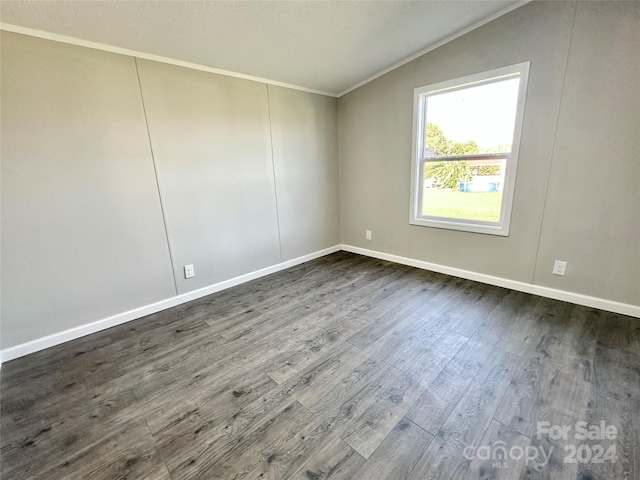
[[419, 76, 519, 224], [422, 159, 505, 222], [425, 77, 520, 156], [411, 62, 529, 235]]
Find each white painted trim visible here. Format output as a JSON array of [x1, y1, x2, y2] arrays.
[[338, 1, 531, 97], [3, 241, 637, 364], [0, 245, 341, 364], [409, 62, 530, 237], [340, 244, 640, 318], [0, 23, 337, 98], [1, 2, 529, 99]]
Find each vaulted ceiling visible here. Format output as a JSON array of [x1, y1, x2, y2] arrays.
[[0, 1, 524, 95]]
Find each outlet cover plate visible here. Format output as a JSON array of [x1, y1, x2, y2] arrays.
[[184, 264, 195, 279], [552, 260, 567, 276]]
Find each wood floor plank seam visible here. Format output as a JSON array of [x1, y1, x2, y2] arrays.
[[405, 343, 496, 437], [1, 252, 637, 480], [416, 347, 506, 437]]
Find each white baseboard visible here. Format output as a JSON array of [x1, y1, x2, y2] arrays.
[[340, 244, 640, 319], [0, 245, 341, 364], [2, 242, 637, 365]]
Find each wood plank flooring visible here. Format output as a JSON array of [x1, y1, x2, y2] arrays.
[[1, 252, 639, 479]]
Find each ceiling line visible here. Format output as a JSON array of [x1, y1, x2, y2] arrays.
[[337, 0, 530, 97], [0, 22, 338, 98], [1, 2, 530, 99]]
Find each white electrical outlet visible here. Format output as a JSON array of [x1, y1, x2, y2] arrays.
[[552, 260, 567, 276], [365, 230, 372, 240], [184, 264, 195, 279]]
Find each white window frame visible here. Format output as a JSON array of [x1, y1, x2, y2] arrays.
[[409, 62, 530, 236]]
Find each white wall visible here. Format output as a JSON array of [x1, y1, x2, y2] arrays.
[[2, 1, 638, 355], [136, 59, 282, 293], [532, 2, 640, 303], [1, 33, 177, 349], [338, 1, 640, 307], [0, 32, 339, 351], [267, 85, 340, 261]]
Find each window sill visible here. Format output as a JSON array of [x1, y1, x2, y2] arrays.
[[409, 217, 510, 236]]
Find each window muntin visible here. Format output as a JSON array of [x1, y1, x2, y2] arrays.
[[410, 63, 529, 236]]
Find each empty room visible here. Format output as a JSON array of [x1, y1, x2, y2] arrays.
[[1, 1, 638, 479]]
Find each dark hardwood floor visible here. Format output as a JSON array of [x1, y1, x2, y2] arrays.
[[1, 252, 639, 479]]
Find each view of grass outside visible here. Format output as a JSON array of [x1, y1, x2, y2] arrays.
[[414, 70, 524, 230], [422, 188, 502, 222]]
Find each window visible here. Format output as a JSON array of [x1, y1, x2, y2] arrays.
[[410, 62, 529, 236]]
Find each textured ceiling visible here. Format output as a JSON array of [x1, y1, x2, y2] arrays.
[[0, 1, 522, 95]]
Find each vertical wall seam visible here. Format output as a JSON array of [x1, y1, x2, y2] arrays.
[[266, 84, 284, 262], [530, 1, 579, 284], [134, 57, 180, 295], [336, 97, 344, 245]]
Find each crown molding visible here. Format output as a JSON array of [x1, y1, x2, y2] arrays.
[[0, 23, 338, 98]]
